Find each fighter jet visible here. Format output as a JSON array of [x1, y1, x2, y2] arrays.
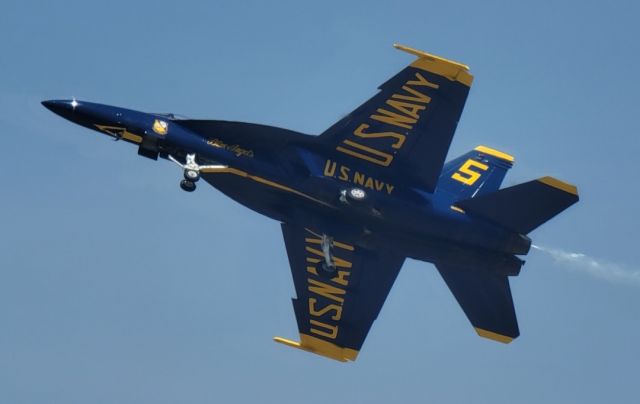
[[42, 44, 579, 362]]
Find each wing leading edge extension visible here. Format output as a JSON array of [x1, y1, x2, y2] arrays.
[[318, 44, 473, 192], [275, 224, 404, 362]]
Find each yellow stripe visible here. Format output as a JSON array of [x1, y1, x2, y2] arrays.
[[450, 205, 465, 214], [474, 145, 515, 163], [200, 166, 333, 207], [393, 43, 473, 87], [94, 124, 143, 144], [121, 131, 143, 143], [538, 176, 578, 196], [475, 328, 514, 344], [273, 334, 359, 362]]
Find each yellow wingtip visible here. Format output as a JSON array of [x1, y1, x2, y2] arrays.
[[273, 336, 301, 348], [475, 328, 515, 344], [273, 334, 358, 362], [393, 43, 470, 70], [538, 176, 578, 196], [393, 43, 473, 87]]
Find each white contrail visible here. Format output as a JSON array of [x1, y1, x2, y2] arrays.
[[531, 245, 640, 286]]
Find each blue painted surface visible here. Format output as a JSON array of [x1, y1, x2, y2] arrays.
[[41, 87, 569, 351], [2, 0, 639, 402]]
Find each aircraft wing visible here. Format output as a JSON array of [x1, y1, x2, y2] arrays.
[[274, 224, 404, 362], [436, 263, 519, 343], [317, 44, 473, 193]]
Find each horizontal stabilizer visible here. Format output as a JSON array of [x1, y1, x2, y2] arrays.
[[456, 177, 579, 234], [436, 263, 519, 342]]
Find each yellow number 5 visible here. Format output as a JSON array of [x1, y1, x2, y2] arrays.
[[451, 159, 489, 186]]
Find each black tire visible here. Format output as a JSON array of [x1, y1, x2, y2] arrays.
[[184, 169, 200, 182], [180, 180, 196, 192]]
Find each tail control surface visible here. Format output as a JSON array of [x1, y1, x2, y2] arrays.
[[436, 262, 519, 343], [456, 176, 579, 234], [436, 145, 514, 205]]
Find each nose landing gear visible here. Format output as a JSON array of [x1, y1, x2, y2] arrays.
[[169, 153, 227, 192], [179, 179, 197, 192]]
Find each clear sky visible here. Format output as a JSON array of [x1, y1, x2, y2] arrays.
[[1, 0, 639, 403]]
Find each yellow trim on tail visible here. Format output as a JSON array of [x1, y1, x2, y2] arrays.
[[273, 334, 359, 362], [393, 43, 473, 87], [474, 145, 515, 163], [538, 176, 578, 196], [475, 328, 514, 344]]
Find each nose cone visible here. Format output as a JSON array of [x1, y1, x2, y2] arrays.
[[42, 99, 80, 120]]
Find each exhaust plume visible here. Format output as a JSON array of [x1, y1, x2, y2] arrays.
[[531, 245, 640, 286]]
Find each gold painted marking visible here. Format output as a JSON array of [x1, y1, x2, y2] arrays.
[[152, 119, 168, 135], [385, 99, 426, 119], [330, 270, 351, 286], [392, 85, 433, 104], [305, 246, 324, 257], [475, 328, 514, 344], [332, 241, 354, 251], [338, 165, 350, 181], [450, 205, 465, 214], [199, 166, 333, 207], [370, 107, 417, 130], [353, 124, 406, 149], [406, 72, 440, 89], [94, 124, 143, 144], [538, 176, 578, 195], [310, 319, 339, 339], [273, 334, 359, 362], [307, 278, 346, 304], [474, 145, 515, 163], [394, 44, 473, 87], [337, 141, 394, 167], [452, 159, 489, 186], [309, 298, 343, 321], [323, 160, 337, 177]]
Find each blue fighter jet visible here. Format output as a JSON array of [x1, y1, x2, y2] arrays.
[[42, 44, 579, 362]]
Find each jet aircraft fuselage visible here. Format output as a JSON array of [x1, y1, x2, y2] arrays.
[[42, 44, 578, 362], [42, 99, 529, 272]]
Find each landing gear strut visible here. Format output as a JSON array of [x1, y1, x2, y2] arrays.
[[320, 234, 336, 274], [169, 153, 227, 192]]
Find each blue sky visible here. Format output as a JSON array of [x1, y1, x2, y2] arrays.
[[1, 0, 639, 403]]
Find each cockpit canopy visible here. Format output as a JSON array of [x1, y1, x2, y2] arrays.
[[153, 112, 190, 120]]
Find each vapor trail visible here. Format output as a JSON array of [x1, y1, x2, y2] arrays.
[[531, 245, 640, 286]]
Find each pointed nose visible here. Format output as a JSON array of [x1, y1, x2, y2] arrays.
[[41, 99, 79, 119]]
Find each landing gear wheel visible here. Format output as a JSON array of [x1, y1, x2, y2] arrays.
[[347, 187, 367, 202], [184, 169, 200, 182], [180, 179, 196, 192]]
